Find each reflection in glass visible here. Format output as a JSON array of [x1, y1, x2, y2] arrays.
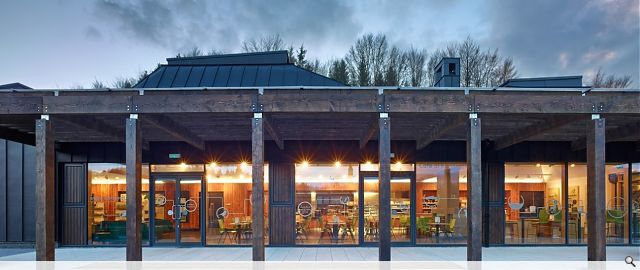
[[88, 163, 150, 245], [416, 163, 467, 244], [632, 163, 640, 244], [295, 163, 359, 245], [605, 164, 628, 244], [504, 163, 565, 244], [568, 164, 587, 244], [205, 163, 269, 245]]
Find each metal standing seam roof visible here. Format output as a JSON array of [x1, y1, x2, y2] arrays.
[[135, 51, 344, 88]]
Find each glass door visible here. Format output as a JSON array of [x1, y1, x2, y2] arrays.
[[152, 175, 202, 246], [360, 171, 414, 245], [178, 177, 202, 244]]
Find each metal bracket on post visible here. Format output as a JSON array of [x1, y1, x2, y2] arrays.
[[254, 113, 263, 119], [130, 114, 138, 120], [469, 113, 479, 126], [41, 114, 49, 121]]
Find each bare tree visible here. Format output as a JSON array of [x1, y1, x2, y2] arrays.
[[427, 37, 516, 87], [112, 76, 137, 88], [91, 79, 107, 89], [405, 46, 427, 87], [329, 59, 350, 85], [591, 68, 632, 88], [493, 57, 518, 86], [345, 33, 389, 86], [383, 46, 407, 86], [242, 34, 287, 53]]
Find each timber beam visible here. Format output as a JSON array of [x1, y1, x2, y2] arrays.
[[0, 90, 637, 114], [359, 115, 378, 149], [263, 115, 284, 150], [141, 114, 205, 151], [35, 116, 55, 261], [416, 114, 467, 150], [467, 113, 482, 261], [493, 115, 585, 150], [587, 115, 606, 261], [571, 120, 640, 151], [54, 115, 124, 142]]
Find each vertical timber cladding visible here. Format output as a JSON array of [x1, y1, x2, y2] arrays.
[[61, 164, 87, 245], [268, 164, 295, 245], [587, 116, 606, 261], [483, 162, 505, 245]]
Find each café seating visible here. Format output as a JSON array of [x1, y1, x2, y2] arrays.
[[217, 219, 237, 244], [606, 209, 624, 241], [296, 217, 310, 241]]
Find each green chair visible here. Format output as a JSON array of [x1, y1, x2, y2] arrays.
[[606, 209, 624, 241], [217, 219, 237, 244], [445, 218, 457, 241]]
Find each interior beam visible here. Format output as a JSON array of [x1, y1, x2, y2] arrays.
[[0, 126, 35, 145], [263, 115, 284, 150], [416, 114, 467, 150], [493, 115, 584, 150], [142, 114, 205, 151]]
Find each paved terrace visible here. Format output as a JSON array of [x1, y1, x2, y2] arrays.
[[0, 246, 638, 261]]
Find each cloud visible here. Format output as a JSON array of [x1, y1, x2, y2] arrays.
[[84, 25, 102, 40], [485, 0, 639, 86], [93, 0, 361, 57]]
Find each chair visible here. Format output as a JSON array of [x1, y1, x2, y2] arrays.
[[445, 218, 457, 241], [399, 215, 410, 239], [217, 219, 237, 244], [317, 216, 334, 243], [341, 217, 356, 243], [296, 217, 310, 242], [606, 209, 624, 242], [530, 208, 550, 242]]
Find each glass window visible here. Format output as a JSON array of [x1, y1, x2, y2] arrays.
[[204, 163, 269, 245], [632, 163, 640, 244], [295, 163, 359, 245], [416, 163, 467, 244], [568, 164, 587, 244], [361, 162, 413, 243], [88, 163, 150, 245], [504, 163, 565, 244], [605, 164, 629, 244]]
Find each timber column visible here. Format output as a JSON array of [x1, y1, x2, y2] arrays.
[[126, 114, 142, 261], [252, 113, 265, 261], [35, 115, 55, 261], [467, 113, 482, 261], [587, 115, 606, 261], [378, 112, 391, 261]]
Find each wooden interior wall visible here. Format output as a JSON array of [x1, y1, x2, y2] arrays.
[[269, 163, 295, 245]]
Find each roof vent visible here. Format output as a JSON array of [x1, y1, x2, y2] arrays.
[[433, 58, 460, 87]]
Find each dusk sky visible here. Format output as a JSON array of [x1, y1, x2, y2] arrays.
[[1, 0, 638, 88]]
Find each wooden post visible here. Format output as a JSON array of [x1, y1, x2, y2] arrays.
[[126, 114, 142, 261], [378, 113, 391, 261], [587, 115, 606, 261], [35, 116, 54, 261], [252, 113, 265, 261], [467, 114, 482, 261]]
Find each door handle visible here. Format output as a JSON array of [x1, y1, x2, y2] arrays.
[[172, 204, 182, 220]]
